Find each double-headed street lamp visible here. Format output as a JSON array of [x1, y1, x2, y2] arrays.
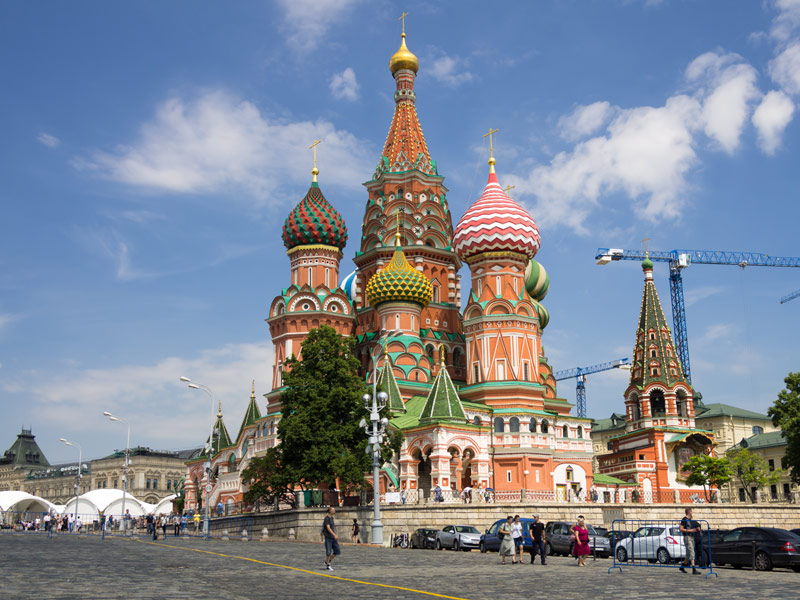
[[103, 411, 130, 535], [359, 329, 400, 545], [59, 438, 82, 533], [180, 376, 216, 540]]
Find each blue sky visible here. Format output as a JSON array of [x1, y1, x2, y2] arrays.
[[1, 0, 799, 463]]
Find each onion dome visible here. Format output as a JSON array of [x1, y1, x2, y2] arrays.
[[524, 259, 550, 301], [282, 181, 348, 251], [389, 32, 419, 74], [533, 301, 550, 329], [453, 171, 541, 261], [339, 270, 358, 301], [366, 237, 432, 307], [642, 257, 654, 270]]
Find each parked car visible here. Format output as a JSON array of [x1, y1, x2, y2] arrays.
[[544, 521, 611, 558], [792, 529, 800, 538], [711, 527, 800, 572], [606, 529, 634, 550], [436, 525, 482, 551], [410, 528, 438, 549], [614, 525, 686, 564], [480, 517, 536, 553]]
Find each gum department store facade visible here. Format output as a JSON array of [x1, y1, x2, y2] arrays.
[[184, 29, 740, 513]]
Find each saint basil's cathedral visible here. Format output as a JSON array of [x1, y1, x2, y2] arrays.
[[184, 27, 711, 512]]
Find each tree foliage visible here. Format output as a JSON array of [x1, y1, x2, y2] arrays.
[[242, 325, 371, 506], [726, 447, 783, 502], [768, 371, 800, 484], [683, 454, 732, 502]]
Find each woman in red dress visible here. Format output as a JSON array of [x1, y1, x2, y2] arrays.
[[572, 516, 591, 566]]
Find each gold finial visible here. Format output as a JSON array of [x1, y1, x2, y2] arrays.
[[641, 237, 650, 258], [309, 139, 322, 182], [217, 400, 222, 418], [483, 128, 499, 173], [399, 11, 408, 36], [395, 211, 401, 246], [251, 380, 255, 399], [439, 344, 445, 367], [389, 12, 419, 75], [503, 184, 515, 198]]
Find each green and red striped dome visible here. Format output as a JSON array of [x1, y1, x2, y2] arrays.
[[282, 182, 348, 250]]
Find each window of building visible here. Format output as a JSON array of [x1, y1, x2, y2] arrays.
[[473, 363, 479, 383], [473, 416, 481, 426], [752, 426, 764, 435], [541, 420, 549, 434], [649, 332, 656, 340], [146, 478, 151, 489], [509, 417, 520, 433], [650, 349, 657, 358], [153, 479, 158, 490], [167, 480, 172, 490], [768, 459, 775, 471], [738, 488, 746, 502], [566, 467, 574, 481], [113, 479, 118, 488], [523, 362, 529, 381], [577, 426, 583, 439], [650, 366, 660, 377], [433, 286, 439, 303], [771, 484, 778, 500], [497, 361, 506, 380], [506, 470, 512, 483], [325, 268, 330, 287], [529, 420, 537, 433], [562, 425, 569, 438], [494, 417, 504, 433], [784, 483, 791, 499]]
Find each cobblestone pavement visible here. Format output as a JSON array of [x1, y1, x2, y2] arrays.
[[2, 532, 798, 599]]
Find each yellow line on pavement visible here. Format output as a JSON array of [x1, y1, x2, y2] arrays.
[[135, 539, 470, 600]]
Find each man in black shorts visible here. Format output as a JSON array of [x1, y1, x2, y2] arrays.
[[529, 514, 546, 565], [323, 507, 340, 571]]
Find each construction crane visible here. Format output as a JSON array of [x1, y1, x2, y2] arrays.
[[554, 358, 631, 418], [781, 289, 800, 304], [596, 248, 800, 384]]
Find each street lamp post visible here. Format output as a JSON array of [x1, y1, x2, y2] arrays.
[[358, 330, 400, 545], [59, 438, 81, 533], [103, 412, 130, 536], [180, 376, 216, 540]]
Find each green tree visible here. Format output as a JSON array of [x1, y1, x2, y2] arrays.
[[683, 454, 733, 502], [242, 325, 371, 506], [726, 447, 783, 502], [768, 372, 800, 484]]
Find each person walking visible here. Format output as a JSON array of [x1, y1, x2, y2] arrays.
[[193, 512, 201, 535], [679, 508, 701, 574], [572, 516, 591, 566], [351, 519, 360, 544], [512, 515, 524, 564], [499, 516, 515, 564], [160, 514, 168, 539], [173, 513, 181, 536], [322, 507, 340, 571], [529, 514, 546, 565]]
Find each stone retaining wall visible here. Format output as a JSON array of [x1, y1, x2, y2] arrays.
[[209, 503, 800, 544]]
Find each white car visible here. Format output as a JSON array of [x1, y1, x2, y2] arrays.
[[436, 525, 482, 551], [615, 525, 687, 564]]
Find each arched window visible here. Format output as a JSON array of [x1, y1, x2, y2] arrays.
[[523, 362, 529, 381], [566, 467, 574, 481], [577, 426, 583, 439], [562, 425, 569, 438], [650, 348, 658, 358], [541, 419, 549, 434], [752, 426, 764, 435], [509, 417, 520, 433], [494, 417, 505, 433], [649, 331, 656, 340], [650, 390, 666, 416], [427, 345, 435, 360], [473, 416, 481, 426], [529, 420, 537, 433]]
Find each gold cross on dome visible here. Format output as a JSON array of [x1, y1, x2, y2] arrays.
[[483, 128, 499, 155], [641, 237, 651, 257], [399, 12, 408, 35], [503, 184, 515, 198], [308, 139, 322, 181]]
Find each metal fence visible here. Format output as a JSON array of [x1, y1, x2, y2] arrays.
[[607, 518, 717, 579]]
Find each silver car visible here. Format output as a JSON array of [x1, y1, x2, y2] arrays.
[[615, 526, 687, 564], [436, 525, 482, 551]]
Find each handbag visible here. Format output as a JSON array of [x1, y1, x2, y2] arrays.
[[498, 530, 505, 539], [569, 533, 576, 543]]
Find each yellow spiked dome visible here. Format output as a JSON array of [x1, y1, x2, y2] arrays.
[[366, 240, 432, 307]]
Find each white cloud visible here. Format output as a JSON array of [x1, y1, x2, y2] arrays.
[[330, 67, 360, 101], [276, 0, 362, 53], [686, 52, 760, 154], [770, 41, 800, 95], [74, 90, 373, 209], [770, 0, 800, 42], [684, 285, 724, 307], [698, 323, 734, 345], [37, 132, 60, 147], [428, 52, 474, 87], [0, 313, 20, 334], [558, 101, 615, 142], [76, 228, 156, 282], [752, 90, 796, 154], [9, 342, 273, 448]]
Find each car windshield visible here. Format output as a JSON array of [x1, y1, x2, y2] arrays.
[[587, 525, 597, 535], [456, 526, 479, 534]]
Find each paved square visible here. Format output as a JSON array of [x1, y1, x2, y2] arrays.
[[2, 532, 798, 599]]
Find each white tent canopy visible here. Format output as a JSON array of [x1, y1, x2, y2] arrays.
[[153, 494, 177, 515], [104, 497, 147, 519], [0, 491, 55, 524], [62, 489, 146, 520]]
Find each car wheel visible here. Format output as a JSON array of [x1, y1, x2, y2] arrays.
[[480, 541, 486, 554], [656, 547, 670, 564], [410, 539, 416, 549], [545, 542, 552, 556], [616, 546, 628, 562], [436, 540, 442, 551], [754, 551, 773, 572], [453, 539, 460, 552]]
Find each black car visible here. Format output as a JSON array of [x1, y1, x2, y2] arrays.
[[711, 527, 800, 572], [410, 528, 438, 549]]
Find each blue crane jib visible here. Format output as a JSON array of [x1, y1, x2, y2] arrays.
[[553, 358, 631, 419]]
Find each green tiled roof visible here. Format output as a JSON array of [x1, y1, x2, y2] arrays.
[[732, 430, 786, 451], [378, 359, 405, 414], [201, 411, 232, 458], [695, 403, 771, 421], [390, 395, 427, 430], [237, 382, 262, 442], [420, 363, 466, 424], [591, 412, 627, 433], [593, 473, 636, 486]]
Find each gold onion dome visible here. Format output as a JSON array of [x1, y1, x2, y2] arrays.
[[366, 238, 432, 307], [389, 33, 419, 74]]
